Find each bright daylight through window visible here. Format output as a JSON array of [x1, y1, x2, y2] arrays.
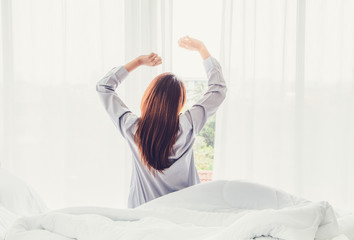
[[172, 0, 222, 182]]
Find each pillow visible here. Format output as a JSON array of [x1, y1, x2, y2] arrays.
[[0, 205, 18, 240], [0, 168, 48, 216]]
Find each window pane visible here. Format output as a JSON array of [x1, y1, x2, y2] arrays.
[[172, 0, 222, 181], [172, 0, 222, 77]]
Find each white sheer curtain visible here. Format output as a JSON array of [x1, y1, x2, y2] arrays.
[[2, 0, 354, 211], [0, 0, 172, 209], [214, 0, 354, 210]]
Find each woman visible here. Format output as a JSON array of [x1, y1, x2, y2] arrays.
[[96, 36, 227, 208]]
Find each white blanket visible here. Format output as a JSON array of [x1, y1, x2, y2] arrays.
[[5, 180, 351, 240]]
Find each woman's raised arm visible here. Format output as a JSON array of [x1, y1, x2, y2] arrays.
[[124, 53, 162, 72], [178, 36, 227, 136], [96, 53, 162, 138]]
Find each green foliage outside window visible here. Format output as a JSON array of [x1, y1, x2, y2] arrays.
[[182, 80, 216, 171]]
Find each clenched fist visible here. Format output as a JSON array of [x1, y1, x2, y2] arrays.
[[138, 52, 162, 67]]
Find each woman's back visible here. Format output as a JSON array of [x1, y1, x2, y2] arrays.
[[122, 112, 200, 208], [96, 37, 227, 208]]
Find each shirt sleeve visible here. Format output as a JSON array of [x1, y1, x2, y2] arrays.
[[183, 56, 227, 136], [96, 66, 138, 138]]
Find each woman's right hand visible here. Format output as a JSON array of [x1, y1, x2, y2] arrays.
[[178, 35, 211, 60], [178, 35, 204, 51]]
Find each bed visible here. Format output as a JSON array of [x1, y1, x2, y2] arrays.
[[1, 170, 353, 240]]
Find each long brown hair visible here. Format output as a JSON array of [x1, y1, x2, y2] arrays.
[[134, 73, 186, 175]]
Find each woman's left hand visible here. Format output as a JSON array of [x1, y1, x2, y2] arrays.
[[125, 53, 162, 73], [138, 52, 162, 67]]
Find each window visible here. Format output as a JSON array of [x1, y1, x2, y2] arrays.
[[172, 0, 222, 182]]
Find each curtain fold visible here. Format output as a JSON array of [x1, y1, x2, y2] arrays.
[[0, 0, 172, 209], [214, 0, 354, 210]]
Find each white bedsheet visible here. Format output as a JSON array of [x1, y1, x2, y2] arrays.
[[5, 180, 353, 240], [0, 205, 18, 240]]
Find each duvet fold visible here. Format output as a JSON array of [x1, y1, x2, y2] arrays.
[[6, 201, 347, 240]]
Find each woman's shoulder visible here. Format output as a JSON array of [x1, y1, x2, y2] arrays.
[[122, 112, 139, 136], [168, 114, 195, 162]]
